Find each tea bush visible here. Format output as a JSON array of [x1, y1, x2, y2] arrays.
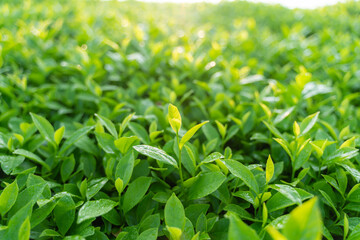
[[0, 0, 359, 239]]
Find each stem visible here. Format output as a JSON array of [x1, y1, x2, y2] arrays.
[[230, 178, 239, 203], [318, 158, 322, 179], [177, 134, 184, 185], [291, 165, 295, 182]]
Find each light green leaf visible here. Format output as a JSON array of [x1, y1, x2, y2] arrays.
[[6, 203, 32, 240], [215, 120, 227, 139], [165, 193, 186, 230], [293, 121, 300, 137], [18, 217, 30, 240], [63, 236, 86, 240], [114, 136, 138, 154], [179, 121, 209, 150], [266, 155, 274, 184], [340, 136, 357, 149], [0, 181, 18, 216], [299, 112, 319, 137], [347, 183, 360, 202], [262, 121, 284, 139], [95, 114, 118, 138], [344, 213, 349, 240], [167, 227, 182, 240], [262, 203, 268, 227], [348, 223, 360, 240], [115, 178, 124, 195], [259, 103, 271, 119], [325, 148, 359, 166], [9, 183, 46, 216], [30, 112, 55, 144], [39, 229, 62, 238], [54, 126, 65, 146], [120, 113, 135, 136], [282, 198, 322, 240], [270, 184, 302, 205], [201, 152, 224, 164], [137, 228, 158, 240], [266, 226, 287, 240], [168, 104, 182, 135], [273, 138, 293, 161]]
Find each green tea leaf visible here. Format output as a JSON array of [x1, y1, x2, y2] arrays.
[[39, 229, 62, 238], [137, 228, 158, 240], [59, 126, 94, 155], [267, 188, 313, 213], [179, 121, 209, 150], [18, 217, 30, 240], [9, 183, 46, 216], [299, 112, 319, 137], [115, 178, 124, 195], [0, 181, 18, 216], [61, 155, 75, 182], [115, 136, 138, 154], [201, 152, 224, 164], [344, 213, 349, 239], [95, 113, 118, 138], [31, 199, 58, 228], [0, 155, 25, 174], [54, 195, 75, 235], [54, 126, 65, 145], [282, 198, 322, 240], [227, 212, 260, 240], [77, 199, 117, 224], [168, 104, 182, 135], [165, 193, 186, 230], [270, 184, 302, 205], [223, 159, 259, 194], [348, 223, 360, 240], [6, 203, 32, 240], [30, 112, 55, 144], [115, 151, 135, 189], [215, 120, 227, 139], [133, 145, 178, 168], [188, 172, 226, 200], [86, 177, 108, 200], [14, 148, 51, 170], [128, 122, 150, 144], [266, 155, 274, 184], [122, 176, 152, 213]]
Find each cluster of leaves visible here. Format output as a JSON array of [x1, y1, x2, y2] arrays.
[[0, 0, 360, 239]]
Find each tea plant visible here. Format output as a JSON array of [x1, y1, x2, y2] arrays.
[[0, 0, 359, 239]]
